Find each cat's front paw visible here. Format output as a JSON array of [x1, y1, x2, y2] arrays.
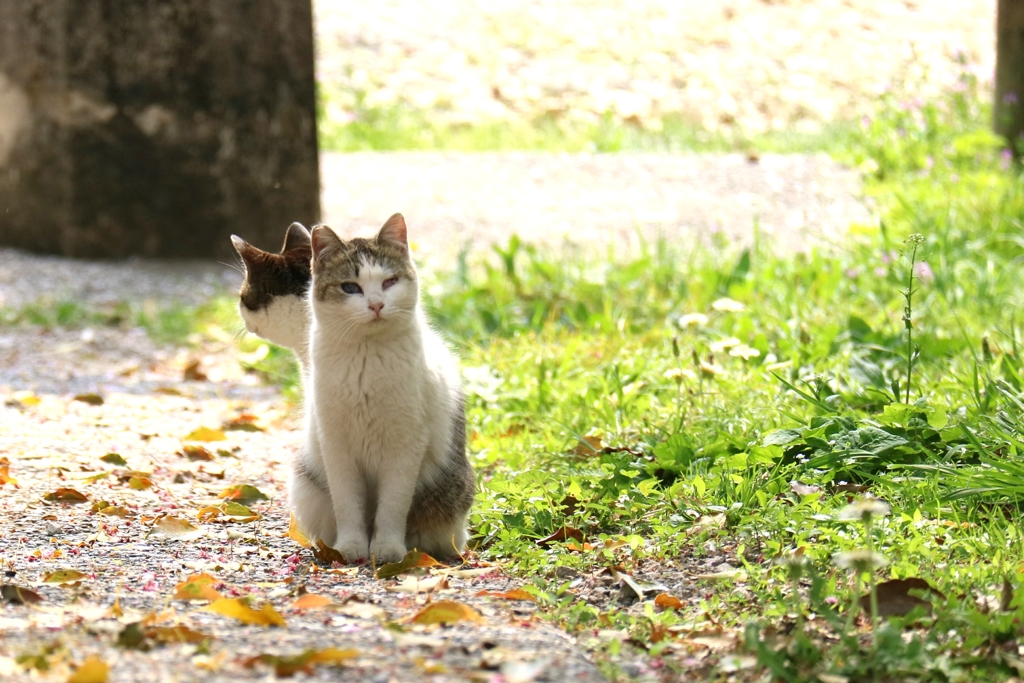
[[369, 538, 407, 564], [332, 536, 369, 563]]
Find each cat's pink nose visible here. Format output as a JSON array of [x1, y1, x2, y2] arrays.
[[368, 302, 384, 316]]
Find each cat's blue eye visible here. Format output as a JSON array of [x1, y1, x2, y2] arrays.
[[341, 282, 362, 295], [382, 276, 399, 290]]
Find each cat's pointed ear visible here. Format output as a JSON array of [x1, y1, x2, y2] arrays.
[[231, 235, 260, 268], [376, 213, 408, 247], [311, 225, 344, 269], [282, 222, 311, 253]]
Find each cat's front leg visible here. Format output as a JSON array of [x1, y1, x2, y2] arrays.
[[323, 455, 370, 562], [370, 462, 419, 563]]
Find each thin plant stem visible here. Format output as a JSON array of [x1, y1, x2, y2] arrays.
[[902, 234, 924, 404], [865, 517, 880, 647]]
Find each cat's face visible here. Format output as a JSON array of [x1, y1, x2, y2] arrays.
[[230, 223, 313, 351], [309, 214, 418, 338]]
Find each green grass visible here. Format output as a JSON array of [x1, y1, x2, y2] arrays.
[[412, 63, 1024, 680], [7, 59, 1024, 681], [318, 84, 862, 155]]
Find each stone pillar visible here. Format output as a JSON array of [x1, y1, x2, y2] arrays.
[[996, 0, 1024, 158], [0, 0, 319, 259]]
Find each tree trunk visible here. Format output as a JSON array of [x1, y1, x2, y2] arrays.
[[0, 0, 320, 259], [996, 0, 1024, 158]]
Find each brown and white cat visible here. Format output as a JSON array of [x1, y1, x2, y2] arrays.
[[231, 217, 474, 560], [230, 223, 313, 365]]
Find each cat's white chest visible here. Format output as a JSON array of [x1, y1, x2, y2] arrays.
[[311, 336, 427, 456]]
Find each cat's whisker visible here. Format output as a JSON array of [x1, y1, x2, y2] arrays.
[[219, 260, 245, 277]]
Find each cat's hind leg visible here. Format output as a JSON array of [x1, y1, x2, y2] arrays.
[[407, 519, 468, 560], [288, 456, 336, 547]]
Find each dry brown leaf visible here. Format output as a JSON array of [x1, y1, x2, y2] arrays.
[[377, 550, 443, 579], [536, 526, 585, 547], [203, 598, 285, 627], [410, 600, 483, 625], [181, 445, 215, 462], [573, 435, 603, 456], [654, 593, 683, 610], [222, 414, 264, 432], [67, 655, 108, 683], [312, 540, 347, 565], [859, 577, 944, 617], [1, 584, 43, 604], [183, 359, 208, 381], [73, 393, 105, 406], [145, 624, 211, 644], [43, 488, 89, 504], [243, 647, 358, 677], [476, 588, 536, 602]]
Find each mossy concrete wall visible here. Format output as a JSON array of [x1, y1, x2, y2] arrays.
[[0, 1, 319, 258]]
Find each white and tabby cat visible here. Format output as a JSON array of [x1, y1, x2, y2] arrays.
[[234, 216, 474, 562]]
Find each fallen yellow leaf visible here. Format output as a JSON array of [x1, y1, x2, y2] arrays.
[[67, 655, 108, 683], [287, 513, 312, 548], [43, 570, 89, 585], [184, 427, 227, 442], [146, 624, 211, 644], [243, 647, 358, 676], [128, 476, 153, 490], [410, 600, 483, 625], [0, 457, 17, 488], [291, 593, 334, 610], [475, 588, 536, 602], [151, 516, 203, 540], [43, 488, 89, 504], [203, 598, 286, 627], [173, 574, 223, 602]]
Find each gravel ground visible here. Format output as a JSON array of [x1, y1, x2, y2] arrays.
[[0, 329, 608, 683]]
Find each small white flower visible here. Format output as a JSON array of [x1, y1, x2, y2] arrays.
[[712, 298, 745, 313], [709, 337, 741, 353], [663, 367, 697, 382], [729, 344, 761, 360], [835, 549, 888, 572], [699, 362, 723, 378], [837, 497, 891, 523], [678, 312, 709, 328]]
